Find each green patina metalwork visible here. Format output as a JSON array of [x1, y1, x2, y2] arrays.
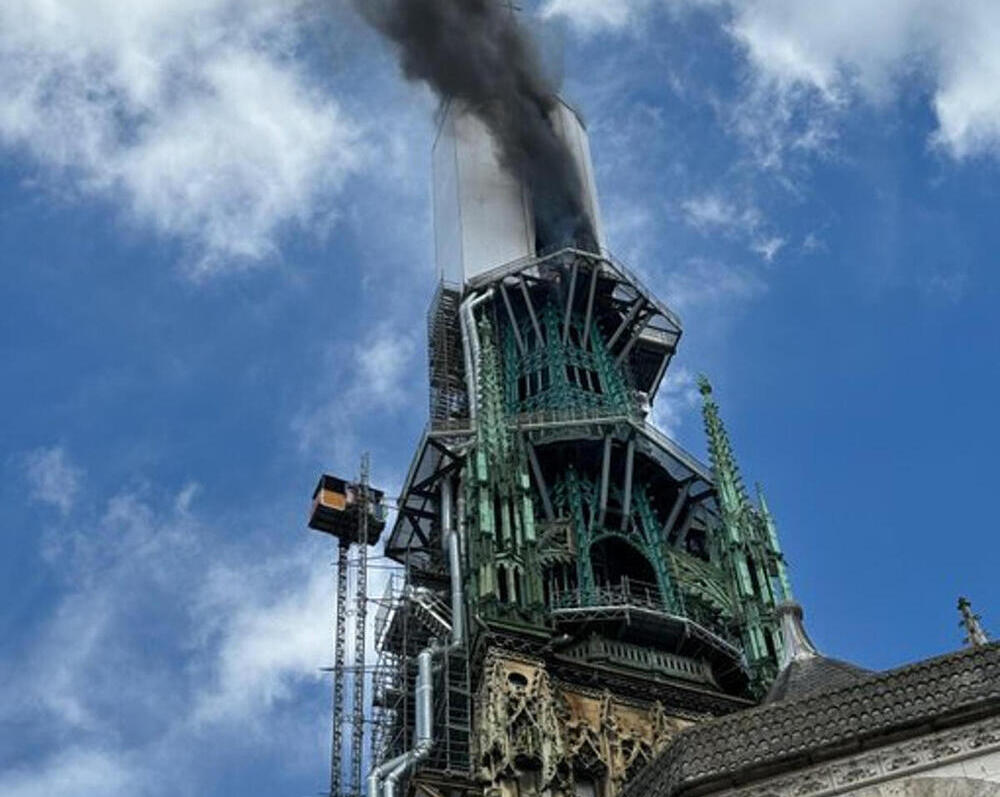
[[504, 302, 634, 417], [698, 375, 790, 690], [468, 315, 544, 626], [456, 266, 793, 697]]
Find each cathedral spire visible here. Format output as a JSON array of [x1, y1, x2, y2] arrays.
[[698, 376, 748, 515], [958, 596, 990, 647]]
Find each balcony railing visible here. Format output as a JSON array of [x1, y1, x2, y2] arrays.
[[551, 577, 665, 613], [550, 577, 743, 658]]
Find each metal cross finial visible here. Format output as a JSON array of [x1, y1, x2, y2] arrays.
[[958, 596, 989, 647]]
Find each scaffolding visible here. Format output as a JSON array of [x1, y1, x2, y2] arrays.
[[311, 447, 472, 797], [371, 555, 473, 785], [330, 540, 350, 797], [310, 454, 387, 797], [351, 454, 371, 797], [428, 281, 467, 425]]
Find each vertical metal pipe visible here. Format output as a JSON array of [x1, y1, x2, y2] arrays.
[[369, 472, 469, 797], [441, 478, 464, 647], [456, 476, 466, 565], [459, 296, 477, 422], [414, 648, 433, 742], [597, 435, 612, 528], [459, 290, 494, 422], [620, 438, 635, 531], [441, 478, 452, 555], [383, 648, 435, 797], [581, 264, 600, 349]]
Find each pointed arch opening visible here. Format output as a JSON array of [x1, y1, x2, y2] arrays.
[[590, 536, 661, 607]]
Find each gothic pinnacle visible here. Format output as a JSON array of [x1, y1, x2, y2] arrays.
[[958, 596, 989, 647], [699, 374, 748, 514]]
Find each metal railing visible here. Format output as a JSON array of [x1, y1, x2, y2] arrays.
[[550, 578, 743, 657], [551, 577, 665, 613]]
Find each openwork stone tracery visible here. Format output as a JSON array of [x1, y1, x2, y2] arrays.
[[477, 652, 687, 797]]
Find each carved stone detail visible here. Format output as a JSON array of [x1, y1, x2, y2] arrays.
[[476, 650, 687, 797], [478, 654, 567, 788], [722, 715, 1000, 797]]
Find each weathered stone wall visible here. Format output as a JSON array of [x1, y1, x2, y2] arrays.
[[850, 775, 1000, 797], [844, 748, 1000, 797]]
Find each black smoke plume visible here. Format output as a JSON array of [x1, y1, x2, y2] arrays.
[[357, 0, 597, 253]]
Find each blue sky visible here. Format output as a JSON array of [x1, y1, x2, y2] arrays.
[[2, 1, 999, 794]]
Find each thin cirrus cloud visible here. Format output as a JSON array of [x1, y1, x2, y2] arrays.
[[23, 446, 82, 516], [542, 0, 1000, 162], [0, 0, 366, 275], [680, 194, 785, 263]]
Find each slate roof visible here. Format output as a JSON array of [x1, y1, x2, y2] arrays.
[[626, 642, 1000, 797], [764, 654, 871, 703]]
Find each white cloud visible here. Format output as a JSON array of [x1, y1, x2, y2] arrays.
[[681, 194, 761, 232], [751, 235, 785, 262], [681, 193, 784, 262], [23, 446, 82, 515], [0, 749, 136, 797], [651, 366, 701, 438], [723, 79, 840, 172], [541, 0, 637, 33], [0, 0, 365, 273], [802, 232, 825, 253], [5, 465, 337, 794], [191, 554, 330, 726], [357, 333, 420, 406], [545, 0, 1000, 160], [293, 323, 420, 469], [663, 257, 767, 312]]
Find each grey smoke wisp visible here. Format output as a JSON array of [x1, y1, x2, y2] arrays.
[[357, 0, 596, 253]]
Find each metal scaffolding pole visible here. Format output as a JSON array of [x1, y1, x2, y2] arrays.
[[331, 539, 350, 797], [351, 453, 372, 797]]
